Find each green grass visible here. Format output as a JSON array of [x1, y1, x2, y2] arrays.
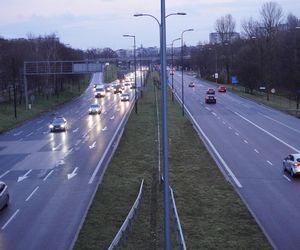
[[0, 81, 89, 133], [75, 73, 271, 249]]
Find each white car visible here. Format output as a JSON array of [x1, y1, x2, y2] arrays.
[[121, 93, 130, 101], [283, 153, 300, 177], [94, 86, 105, 98], [89, 104, 102, 114], [0, 182, 9, 209]]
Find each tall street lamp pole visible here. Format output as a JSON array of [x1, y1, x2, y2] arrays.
[[123, 34, 137, 113], [181, 28, 193, 116], [134, 9, 186, 250], [171, 38, 181, 102]]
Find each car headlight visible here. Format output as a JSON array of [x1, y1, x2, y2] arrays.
[[60, 124, 65, 128], [89, 108, 92, 112], [49, 124, 54, 129]]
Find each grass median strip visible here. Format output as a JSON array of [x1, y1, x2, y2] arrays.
[[75, 73, 271, 249]]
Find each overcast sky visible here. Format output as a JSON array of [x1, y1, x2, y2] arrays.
[[0, 0, 300, 50]]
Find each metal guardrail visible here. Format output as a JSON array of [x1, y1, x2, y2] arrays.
[[108, 179, 144, 250], [169, 187, 187, 250]]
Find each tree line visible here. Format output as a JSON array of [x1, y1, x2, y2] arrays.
[[186, 1, 300, 107]]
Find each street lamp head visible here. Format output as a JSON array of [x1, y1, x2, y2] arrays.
[[123, 34, 134, 38], [187, 28, 194, 32], [133, 13, 144, 17], [176, 12, 186, 15]]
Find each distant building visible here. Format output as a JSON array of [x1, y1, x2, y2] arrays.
[[209, 32, 240, 44]]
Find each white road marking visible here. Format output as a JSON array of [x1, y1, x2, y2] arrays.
[[235, 112, 300, 153], [18, 138, 23, 141], [235, 132, 239, 136], [37, 127, 43, 131], [110, 115, 115, 120], [0, 170, 10, 179], [66, 148, 73, 156], [73, 128, 79, 133], [2, 209, 20, 230], [283, 175, 291, 182], [212, 112, 217, 116], [75, 140, 81, 146], [222, 121, 226, 125], [205, 107, 211, 111], [67, 167, 78, 180], [254, 149, 259, 154], [52, 143, 62, 151], [217, 117, 221, 120], [267, 160, 273, 166], [260, 113, 300, 134], [13, 131, 23, 137], [25, 132, 34, 137], [89, 142, 96, 149], [102, 126, 107, 131], [43, 170, 54, 181], [243, 140, 248, 144], [25, 186, 39, 201], [17, 169, 32, 182], [184, 105, 242, 188], [228, 127, 232, 130]]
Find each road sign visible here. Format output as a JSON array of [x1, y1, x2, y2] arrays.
[[231, 76, 238, 85]]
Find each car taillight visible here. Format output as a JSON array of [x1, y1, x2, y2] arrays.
[[293, 163, 300, 167]]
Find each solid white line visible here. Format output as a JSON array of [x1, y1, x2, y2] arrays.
[[2, 209, 20, 230], [0, 170, 10, 179], [43, 170, 54, 181], [283, 175, 291, 182], [254, 149, 259, 154], [185, 106, 242, 188], [267, 160, 273, 166], [235, 112, 300, 153], [260, 113, 300, 134], [26, 186, 39, 201], [243, 140, 248, 144]]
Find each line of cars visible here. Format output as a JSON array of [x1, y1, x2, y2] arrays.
[[205, 85, 227, 104]]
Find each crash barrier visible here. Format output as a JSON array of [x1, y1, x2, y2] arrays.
[[108, 179, 144, 250], [169, 186, 187, 250]]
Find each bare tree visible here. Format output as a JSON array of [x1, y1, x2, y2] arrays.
[[260, 1, 283, 35], [215, 14, 236, 44]]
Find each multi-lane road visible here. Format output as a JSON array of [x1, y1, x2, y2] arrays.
[[172, 72, 300, 250], [0, 73, 135, 250]]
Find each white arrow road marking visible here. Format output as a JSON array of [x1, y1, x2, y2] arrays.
[[67, 167, 78, 180], [2, 209, 20, 230], [102, 126, 107, 131], [110, 115, 115, 120], [17, 169, 32, 182], [25, 186, 39, 201], [73, 128, 79, 133], [89, 142, 96, 149], [55, 159, 65, 167], [52, 143, 62, 151], [0, 170, 10, 179], [13, 131, 23, 136]]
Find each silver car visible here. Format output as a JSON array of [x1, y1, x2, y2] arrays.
[[283, 153, 300, 177], [0, 182, 9, 209], [121, 93, 130, 102], [89, 104, 102, 114]]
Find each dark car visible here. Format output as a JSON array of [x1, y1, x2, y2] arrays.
[[205, 95, 216, 104], [206, 88, 215, 95], [188, 82, 195, 87], [49, 116, 67, 132], [0, 182, 9, 210]]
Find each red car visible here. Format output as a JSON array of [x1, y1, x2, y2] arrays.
[[218, 85, 226, 92]]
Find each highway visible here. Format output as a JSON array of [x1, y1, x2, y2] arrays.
[[172, 72, 300, 250], [0, 73, 135, 250]]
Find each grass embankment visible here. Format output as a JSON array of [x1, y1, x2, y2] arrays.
[[75, 72, 271, 249], [0, 81, 89, 133]]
